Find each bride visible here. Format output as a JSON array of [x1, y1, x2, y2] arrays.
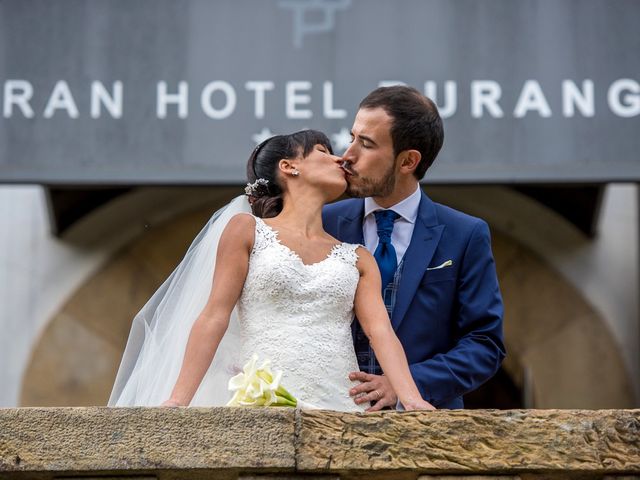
[[109, 130, 435, 412]]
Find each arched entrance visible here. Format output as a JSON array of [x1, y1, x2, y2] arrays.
[[19, 189, 635, 408]]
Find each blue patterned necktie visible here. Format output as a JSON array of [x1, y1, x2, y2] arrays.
[[373, 210, 400, 290]]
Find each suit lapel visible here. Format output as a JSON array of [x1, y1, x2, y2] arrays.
[[391, 192, 444, 330], [336, 200, 365, 245]]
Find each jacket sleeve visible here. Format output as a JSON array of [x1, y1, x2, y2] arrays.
[[408, 220, 506, 407]]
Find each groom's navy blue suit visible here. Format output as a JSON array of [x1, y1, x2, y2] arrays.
[[323, 190, 505, 409]]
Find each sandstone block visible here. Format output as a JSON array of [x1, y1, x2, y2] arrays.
[[0, 407, 295, 475], [297, 409, 640, 475]]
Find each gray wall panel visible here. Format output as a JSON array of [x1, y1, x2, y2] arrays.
[[0, 0, 638, 184]]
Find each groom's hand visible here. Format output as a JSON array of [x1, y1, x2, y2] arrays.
[[349, 371, 398, 412]]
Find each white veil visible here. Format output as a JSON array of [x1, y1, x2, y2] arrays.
[[108, 195, 252, 406]]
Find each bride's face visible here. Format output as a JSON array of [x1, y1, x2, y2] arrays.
[[295, 143, 347, 200]]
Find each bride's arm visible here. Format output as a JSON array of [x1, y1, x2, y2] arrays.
[[163, 214, 255, 406], [353, 247, 435, 411]]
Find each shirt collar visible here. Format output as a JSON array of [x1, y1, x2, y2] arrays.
[[364, 186, 421, 224]]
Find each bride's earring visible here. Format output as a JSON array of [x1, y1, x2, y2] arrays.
[[291, 169, 300, 176]]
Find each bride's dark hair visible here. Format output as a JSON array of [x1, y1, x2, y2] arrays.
[[246, 130, 333, 218]]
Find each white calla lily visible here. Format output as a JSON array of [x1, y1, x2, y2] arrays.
[[226, 354, 297, 407]]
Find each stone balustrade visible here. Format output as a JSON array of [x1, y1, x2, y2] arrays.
[[1, 407, 639, 479]]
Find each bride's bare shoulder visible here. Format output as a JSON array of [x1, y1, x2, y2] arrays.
[[229, 212, 256, 226], [220, 213, 256, 247], [354, 246, 377, 275], [354, 245, 374, 261]]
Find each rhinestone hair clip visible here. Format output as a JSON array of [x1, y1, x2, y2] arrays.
[[244, 178, 269, 196]]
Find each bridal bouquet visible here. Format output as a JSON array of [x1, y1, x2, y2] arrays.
[[226, 354, 297, 407]]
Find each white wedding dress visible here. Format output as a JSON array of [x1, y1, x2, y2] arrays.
[[109, 196, 366, 412], [238, 216, 366, 412]]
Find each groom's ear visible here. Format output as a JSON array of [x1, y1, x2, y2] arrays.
[[398, 150, 421, 174]]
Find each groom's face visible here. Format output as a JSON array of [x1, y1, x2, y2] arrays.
[[343, 107, 398, 199]]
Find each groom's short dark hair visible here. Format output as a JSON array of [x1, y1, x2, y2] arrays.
[[359, 86, 444, 180]]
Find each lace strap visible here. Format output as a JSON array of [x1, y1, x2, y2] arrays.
[[331, 242, 361, 266], [251, 216, 278, 252]]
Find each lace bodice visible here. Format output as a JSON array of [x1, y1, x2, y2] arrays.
[[237, 216, 367, 412]]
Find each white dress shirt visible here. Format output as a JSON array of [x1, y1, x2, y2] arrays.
[[363, 186, 422, 264]]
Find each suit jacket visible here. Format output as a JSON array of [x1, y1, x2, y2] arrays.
[[322, 191, 506, 409]]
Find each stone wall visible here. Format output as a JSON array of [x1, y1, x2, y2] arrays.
[[1, 408, 638, 479]]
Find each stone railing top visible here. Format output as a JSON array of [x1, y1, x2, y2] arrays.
[[0, 407, 639, 479]]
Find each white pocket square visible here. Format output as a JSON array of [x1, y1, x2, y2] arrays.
[[427, 260, 453, 270]]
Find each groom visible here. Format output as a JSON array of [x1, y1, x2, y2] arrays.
[[323, 86, 505, 410]]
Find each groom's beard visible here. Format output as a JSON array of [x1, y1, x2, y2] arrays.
[[345, 161, 396, 198]]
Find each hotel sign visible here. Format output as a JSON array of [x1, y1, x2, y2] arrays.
[[0, 0, 638, 184]]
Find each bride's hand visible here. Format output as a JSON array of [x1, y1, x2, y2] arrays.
[[401, 398, 436, 411], [161, 399, 183, 407]]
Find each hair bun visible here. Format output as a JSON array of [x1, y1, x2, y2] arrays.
[[250, 194, 283, 219]]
